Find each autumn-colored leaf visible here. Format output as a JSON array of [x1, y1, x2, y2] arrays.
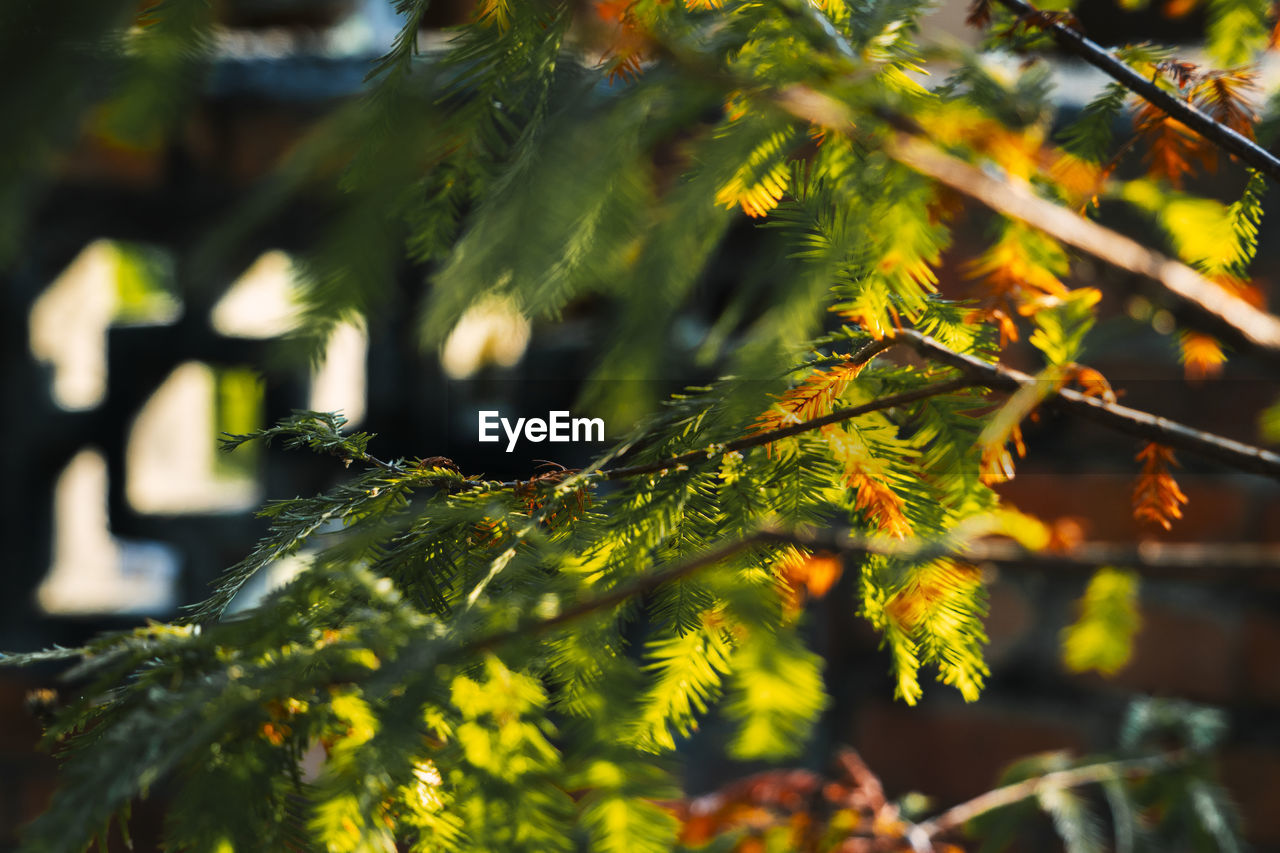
[[885, 560, 983, 637], [979, 428, 1023, 485], [966, 0, 994, 27], [1188, 68, 1259, 170], [675, 751, 921, 850], [756, 367, 913, 539], [1065, 364, 1117, 403], [1048, 150, 1106, 208], [1132, 442, 1189, 530], [602, 42, 645, 82], [717, 169, 789, 217], [1046, 516, 1087, 552], [715, 131, 795, 218], [1215, 272, 1267, 307], [594, 0, 631, 23], [977, 306, 1021, 347], [774, 547, 844, 615], [471, 516, 506, 546], [966, 225, 1069, 311], [978, 376, 1042, 485], [1163, 0, 1199, 18], [850, 467, 913, 539], [1193, 68, 1259, 139], [836, 298, 903, 342], [1178, 330, 1227, 379], [1132, 65, 1258, 183], [676, 769, 821, 845], [260, 721, 291, 746], [724, 89, 749, 124], [754, 361, 865, 436], [822, 425, 914, 538], [594, 0, 650, 82], [1133, 99, 1211, 187], [476, 0, 513, 29], [981, 125, 1046, 183]]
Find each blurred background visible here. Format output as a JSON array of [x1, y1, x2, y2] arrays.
[[3, 0, 1280, 849]]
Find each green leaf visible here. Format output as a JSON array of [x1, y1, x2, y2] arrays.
[[1207, 0, 1269, 66], [1261, 394, 1280, 444], [1061, 567, 1141, 676], [724, 628, 827, 760], [1028, 288, 1100, 366], [629, 622, 734, 752], [1057, 83, 1127, 163]]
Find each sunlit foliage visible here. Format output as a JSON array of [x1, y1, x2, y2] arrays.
[[2, 0, 1274, 849]]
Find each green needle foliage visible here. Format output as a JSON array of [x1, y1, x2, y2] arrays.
[[3, 0, 1272, 849]]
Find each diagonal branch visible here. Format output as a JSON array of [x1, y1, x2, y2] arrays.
[[602, 374, 967, 480], [460, 522, 1280, 659], [910, 749, 1189, 849], [884, 132, 1280, 359], [780, 525, 1280, 583], [893, 328, 1280, 479], [460, 530, 775, 657], [990, 0, 1280, 183], [456, 325, 1280, 495], [596, 329, 1280, 485], [769, 81, 1280, 361]]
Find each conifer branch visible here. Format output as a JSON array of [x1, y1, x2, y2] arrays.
[[911, 749, 1190, 848], [600, 376, 971, 480], [882, 132, 1280, 360], [452, 339, 927, 492], [462, 525, 1280, 662], [460, 531, 775, 657], [507, 327, 1280, 488], [779, 526, 1280, 582], [988, 0, 1280, 184], [892, 329, 1280, 479], [459, 324, 1280, 495]]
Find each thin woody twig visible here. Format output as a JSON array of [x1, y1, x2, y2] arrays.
[[893, 329, 1280, 479], [778, 525, 1280, 582], [461, 523, 1280, 660], [782, 0, 1280, 356], [912, 749, 1188, 846], [453, 325, 1280, 495], [990, 0, 1280, 184], [563, 329, 1280, 486], [883, 133, 1280, 359], [602, 376, 970, 480], [459, 531, 774, 657]]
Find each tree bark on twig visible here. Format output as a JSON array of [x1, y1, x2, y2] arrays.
[[991, 0, 1280, 183], [465, 523, 1280, 659], [893, 328, 1280, 479], [884, 133, 1280, 359], [458, 325, 1280, 493], [909, 749, 1188, 850]]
